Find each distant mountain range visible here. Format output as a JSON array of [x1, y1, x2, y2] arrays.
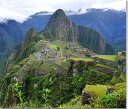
[[23, 8, 125, 52], [0, 8, 126, 71], [0, 8, 125, 53]]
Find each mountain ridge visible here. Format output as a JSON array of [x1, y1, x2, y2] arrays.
[[43, 9, 114, 54]]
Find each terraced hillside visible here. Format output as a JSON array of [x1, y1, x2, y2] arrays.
[[60, 52, 126, 108]]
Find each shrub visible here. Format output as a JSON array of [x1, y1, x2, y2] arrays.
[[83, 85, 107, 99], [96, 89, 126, 108], [112, 82, 126, 91]]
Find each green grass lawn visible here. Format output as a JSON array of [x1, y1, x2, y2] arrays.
[[70, 58, 94, 61], [96, 55, 117, 62], [48, 43, 78, 56], [48, 44, 63, 50]]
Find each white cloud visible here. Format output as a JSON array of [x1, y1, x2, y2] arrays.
[[0, 0, 126, 23]]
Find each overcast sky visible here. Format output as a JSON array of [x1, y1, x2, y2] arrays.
[[0, 0, 126, 23]]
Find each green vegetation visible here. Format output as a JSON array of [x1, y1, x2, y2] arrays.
[[56, 60, 70, 69], [70, 58, 94, 61], [59, 96, 91, 108], [48, 43, 78, 57], [85, 70, 112, 84], [99, 89, 126, 108], [83, 85, 107, 98], [12, 82, 27, 108], [14, 31, 43, 63], [120, 73, 126, 81], [41, 89, 51, 107], [96, 64, 120, 72], [96, 55, 117, 62], [112, 82, 126, 91], [67, 50, 78, 56], [48, 44, 62, 50], [111, 76, 120, 83], [117, 52, 126, 60], [0, 9, 126, 108]]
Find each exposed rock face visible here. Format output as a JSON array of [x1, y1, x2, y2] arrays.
[[43, 9, 115, 55]]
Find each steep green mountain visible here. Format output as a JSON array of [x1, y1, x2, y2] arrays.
[[43, 9, 114, 55], [0, 20, 26, 44], [0, 26, 15, 72], [22, 9, 126, 52], [69, 9, 126, 52], [0, 9, 126, 108], [0, 20, 26, 72]]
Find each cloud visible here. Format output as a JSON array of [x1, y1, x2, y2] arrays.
[[0, 0, 126, 23]]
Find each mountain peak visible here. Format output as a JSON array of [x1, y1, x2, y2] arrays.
[[54, 9, 65, 15], [49, 9, 67, 20], [43, 9, 77, 42]]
